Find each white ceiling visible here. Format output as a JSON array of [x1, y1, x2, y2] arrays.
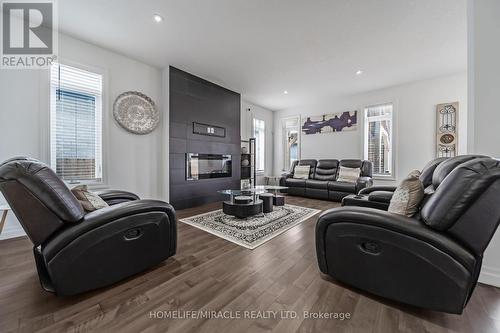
[[59, 0, 467, 111]]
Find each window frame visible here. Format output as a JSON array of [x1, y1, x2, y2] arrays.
[[48, 60, 108, 187], [363, 103, 396, 180], [281, 115, 301, 172], [252, 117, 266, 174]]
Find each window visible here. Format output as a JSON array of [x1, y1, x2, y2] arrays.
[[253, 118, 265, 172], [282, 116, 300, 171], [50, 63, 103, 184], [364, 103, 394, 177]]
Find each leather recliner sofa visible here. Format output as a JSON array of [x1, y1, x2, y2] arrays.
[[280, 159, 373, 201], [0, 157, 177, 296], [316, 157, 500, 314], [342, 155, 487, 210]]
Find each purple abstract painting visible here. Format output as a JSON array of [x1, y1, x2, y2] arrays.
[[302, 111, 358, 135]]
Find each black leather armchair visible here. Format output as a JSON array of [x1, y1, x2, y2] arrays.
[[342, 155, 486, 210], [0, 157, 177, 296], [316, 157, 500, 314]]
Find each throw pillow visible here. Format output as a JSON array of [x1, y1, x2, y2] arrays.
[[71, 185, 109, 212], [293, 165, 311, 179], [388, 170, 424, 217], [337, 166, 361, 183]]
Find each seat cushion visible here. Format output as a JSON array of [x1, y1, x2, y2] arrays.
[[328, 181, 357, 193], [306, 179, 328, 189], [368, 191, 394, 203], [285, 178, 306, 188]]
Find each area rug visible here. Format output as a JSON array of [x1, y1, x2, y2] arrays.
[[179, 204, 321, 249]]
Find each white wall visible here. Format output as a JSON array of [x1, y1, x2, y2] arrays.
[[241, 101, 274, 184], [0, 33, 165, 239], [273, 72, 468, 184], [468, 0, 500, 287]]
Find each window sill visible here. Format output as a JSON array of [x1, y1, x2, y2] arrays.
[[373, 175, 396, 181], [65, 181, 108, 190]]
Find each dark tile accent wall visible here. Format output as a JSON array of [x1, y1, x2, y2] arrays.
[[169, 67, 241, 209]]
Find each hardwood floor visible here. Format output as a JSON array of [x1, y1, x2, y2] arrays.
[[1, 196, 500, 332]]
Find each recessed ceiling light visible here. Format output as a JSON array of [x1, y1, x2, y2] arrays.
[[283, 90, 289, 94], [356, 70, 363, 75], [153, 14, 164, 23]]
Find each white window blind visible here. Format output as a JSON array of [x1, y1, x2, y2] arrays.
[[364, 104, 393, 177], [50, 63, 103, 184], [253, 118, 265, 172]]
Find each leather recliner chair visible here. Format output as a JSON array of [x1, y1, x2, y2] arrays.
[[316, 157, 500, 314], [342, 155, 486, 210], [0, 157, 177, 296]]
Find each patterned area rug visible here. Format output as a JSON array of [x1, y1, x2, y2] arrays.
[[179, 204, 321, 249]]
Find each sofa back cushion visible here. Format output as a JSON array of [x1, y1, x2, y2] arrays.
[[0, 157, 85, 245], [0, 158, 84, 223], [314, 159, 339, 181], [419, 157, 447, 188], [431, 155, 487, 189], [421, 158, 500, 255]]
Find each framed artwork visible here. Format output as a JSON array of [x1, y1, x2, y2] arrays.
[[436, 102, 458, 158], [302, 111, 357, 135]]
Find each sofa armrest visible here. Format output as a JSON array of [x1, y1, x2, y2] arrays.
[[359, 185, 397, 195], [94, 189, 140, 205], [315, 206, 476, 274], [43, 200, 176, 261], [356, 177, 373, 193], [279, 172, 293, 186]]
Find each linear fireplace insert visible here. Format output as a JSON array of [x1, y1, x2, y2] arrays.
[[186, 153, 232, 180]]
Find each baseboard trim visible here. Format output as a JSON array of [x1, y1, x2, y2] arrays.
[[479, 265, 500, 287]]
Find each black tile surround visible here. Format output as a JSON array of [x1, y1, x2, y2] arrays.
[[169, 67, 241, 209]]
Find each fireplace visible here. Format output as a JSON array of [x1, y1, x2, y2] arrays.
[[186, 153, 232, 180]]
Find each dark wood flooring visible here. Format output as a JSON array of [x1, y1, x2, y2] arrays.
[[1, 196, 500, 332]]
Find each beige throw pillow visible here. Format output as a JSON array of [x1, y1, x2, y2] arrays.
[[337, 166, 361, 183], [71, 185, 109, 212], [293, 165, 311, 179], [388, 170, 424, 217]]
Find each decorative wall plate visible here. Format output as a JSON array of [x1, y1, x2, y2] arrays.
[[113, 91, 159, 135]]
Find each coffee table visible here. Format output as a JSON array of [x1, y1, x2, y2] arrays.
[[255, 185, 288, 206], [218, 188, 266, 218]]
